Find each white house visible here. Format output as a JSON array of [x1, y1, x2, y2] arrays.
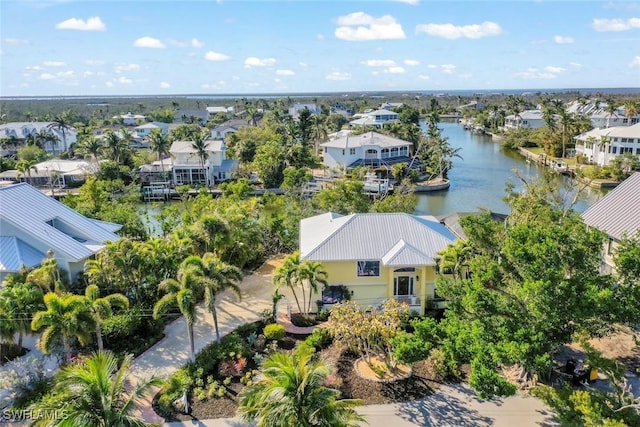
[[113, 112, 146, 126], [288, 103, 321, 117], [574, 123, 640, 166], [169, 139, 238, 186], [503, 110, 545, 130], [133, 122, 170, 140], [566, 101, 640, 128], [321, 131, 416, 171], [349, 109, 399, 128], [210, 124, 238, 141], [582, 172, 640, 274], [0, 122, 77, 155], [206, 106, 233, 118], [0, 183, 121, 283], [0, 159, 97, 188]]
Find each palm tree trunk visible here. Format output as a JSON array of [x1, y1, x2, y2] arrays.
[[211, 305, 221, 344], [18, 331, 23, 350], [96, 323, 104, 351], [187, 322, 195, 364], [63, 336, 72, 364], [289, 285, 303, 314], [301, 284, 307, 316]]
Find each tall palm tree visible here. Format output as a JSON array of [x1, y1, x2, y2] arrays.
[[148, 128, 171, 173], [77, 135, 103, 164], [153, 262, 202, 363], [238, 345, 365, 427], [47, 111, 73, 153], [623, 99, 639, 126], [83, 285, 129, 351], [31, 350, 162, 427], [183, 253, 242, 344], [190, 132, 209, 186], [31, 293, 96, 364], [299, 261, 328, 315], [16, 159, 37, 185], [103, 130, 127, 163], [604, 102, 618, 128], [557, 109, 575, 159], [274, 252, 304, 315]]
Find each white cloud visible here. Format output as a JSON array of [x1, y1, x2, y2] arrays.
[[569, 62, 583, 68], [83, 71, 94, 77], [3, 38, 29, 45], [204, 51, 231, 61], [244, 57, 276, 67], [43, 61, 66, 67], [630, 56, 640, 68], [515, 66, 566, 79], [55, 16, 106, 31], [26, 65, 43, 71], [84, 59, 105, 66], [335, 12, 406, 41], [404, 59, 420, 66], [362, 59, 396, 67], [441, 64, 457, 74], [133, 37, 165, 49], [554, 35, 574, 44], [326, 71, 351, 81], [170, 38, 204, 48], [385, 66, 405, 74], [299, 62, 308, 67], [40, 73, 56, 80], [427, 64, 438, 69], [592, 18, 640, 31], [418, 75, 430, 80], [276, 69, 295, 76], [105, 81, 114, 87], [160, 81, 171, 88], [39, 70, 75, 80], [392, 0, 419, 4], [416, 21, 503, 39], [114, 63, 140, 73], [317, 34, 325, 40], [115, 76, 133, 84]]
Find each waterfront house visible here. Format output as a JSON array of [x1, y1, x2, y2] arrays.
[[0, 122, 77, 156], [503, 110, 545, 130], [133, 122, 170, 140], [114, 112, 146, 126], [574, 123, 640, 166], [299, 212, 457, 314], [349, 109, 399, 128], [0, 159, 96, 188], [566, 101, 640, 128], [320, 131, 419, 172], [0, 183, 121, 283], [169, 139, 238, 187], [582, 172, 640, 274]]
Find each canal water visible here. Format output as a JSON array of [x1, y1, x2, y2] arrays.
[[415, 120, 604, 216]]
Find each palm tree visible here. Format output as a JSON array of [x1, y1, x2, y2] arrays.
[[31, 293, 96, 364], [238, 345, 365, 427], [103, 130, 127, 163], [623, 100, 639, 126], [83, 285, 129, 351], [153, 261, 202, 363], [47, 112, 73, 153], [77, 135, 103, 164], [32, 350, 162, 427], [190, 132, 209, 186], [299, 261, 328, 315], [16, 159, 37, 185], [0, 282, 44, 349], [604, 102, 618, 128], [190, 213, 231, 256], [557, 109, 575, 159], [274, 252, 304, 314], [148, 128, 171, 173], [183, 253, 242, 343], [438, 240, 473, 280]]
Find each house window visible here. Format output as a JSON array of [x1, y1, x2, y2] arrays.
[[324, 147, 327, 153], [390, 147, 399, 157], [399, 147, 408, 156], [611, 147, 617, 154], [606, 238, 614, 256], [381, 148, 390, 158], [357, 260, 380, 277], [342, 149, 345, 155], [350, 148, 356, 155]]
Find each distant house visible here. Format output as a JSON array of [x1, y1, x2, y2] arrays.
[[174, 109, 209, 125], [0, 183, 121, 282], [0, 159, 96, 188], [503, 110, 544, 130], [320, 131, 418, 171], [299, 212, 457, 314], [169, 139, 238, 186], [0, 122, 77, 155], [206, 106, 234, 119], [210, 124, 238, 141], [288, 103, 321, 117], [582, 172, 640, 274], [349, 109, 399, 128], [133, 122, 170, 140], [566, 101, 640, 128], [380, 102, 403, 110], [114, 112, 146, 126], [574, 123, 640, 166]]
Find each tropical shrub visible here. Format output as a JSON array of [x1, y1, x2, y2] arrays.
[[263, 324, 286, 341], [302, 327, 332, 351]]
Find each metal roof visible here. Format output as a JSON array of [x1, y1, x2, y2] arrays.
[[300, 213, 456, 266], [0, 236, 45, 272], [575, 123, 640, 141], [0, 183, 121, 264], [582, 172, 640, 241], [321, 132, 412, 149], [169, 139, 224, 154]]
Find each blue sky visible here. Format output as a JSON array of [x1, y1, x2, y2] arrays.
[[1, 0, 639, 97]]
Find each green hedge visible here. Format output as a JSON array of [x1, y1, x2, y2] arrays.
[[101, 307, 164, 357]]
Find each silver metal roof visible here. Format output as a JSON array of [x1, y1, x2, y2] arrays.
[[582, 172, 640, 241], [300, 213, 456, 266], [0, 183, 121, 264], [0, 236, 45, 272]]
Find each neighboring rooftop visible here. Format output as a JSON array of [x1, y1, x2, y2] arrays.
[[321, 131, 411, 149], [582, 172, 640, 240]]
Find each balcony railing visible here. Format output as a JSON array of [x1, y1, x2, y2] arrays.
[[394, 295, 420, 306]]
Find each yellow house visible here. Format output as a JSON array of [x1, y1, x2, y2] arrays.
[[300, 212, 457, 314]]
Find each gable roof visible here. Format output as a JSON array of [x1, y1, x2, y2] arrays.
[[321, 132, 411, 149], [582, 172, 640, 240], [0, 236, 46, 272], [300, 213, 456, 266], [575, 123, 640, 141], [0, 183, 121, 271], [169, 139, 224, 154]]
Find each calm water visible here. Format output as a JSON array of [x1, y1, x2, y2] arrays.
[[414, 121, 604, 216]]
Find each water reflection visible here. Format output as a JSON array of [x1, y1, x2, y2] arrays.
[[414, 121, 605, 216]]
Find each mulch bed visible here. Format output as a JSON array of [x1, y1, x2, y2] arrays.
[[171, 340, 443, 422]]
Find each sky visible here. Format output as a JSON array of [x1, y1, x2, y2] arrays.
[[1, 0, 639, 97]]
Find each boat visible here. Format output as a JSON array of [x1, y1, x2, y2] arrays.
[[414, 177, 450, 193], [363, 172, 393, 194]]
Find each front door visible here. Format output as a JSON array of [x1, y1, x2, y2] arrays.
[[394, 276, 414, 296]]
